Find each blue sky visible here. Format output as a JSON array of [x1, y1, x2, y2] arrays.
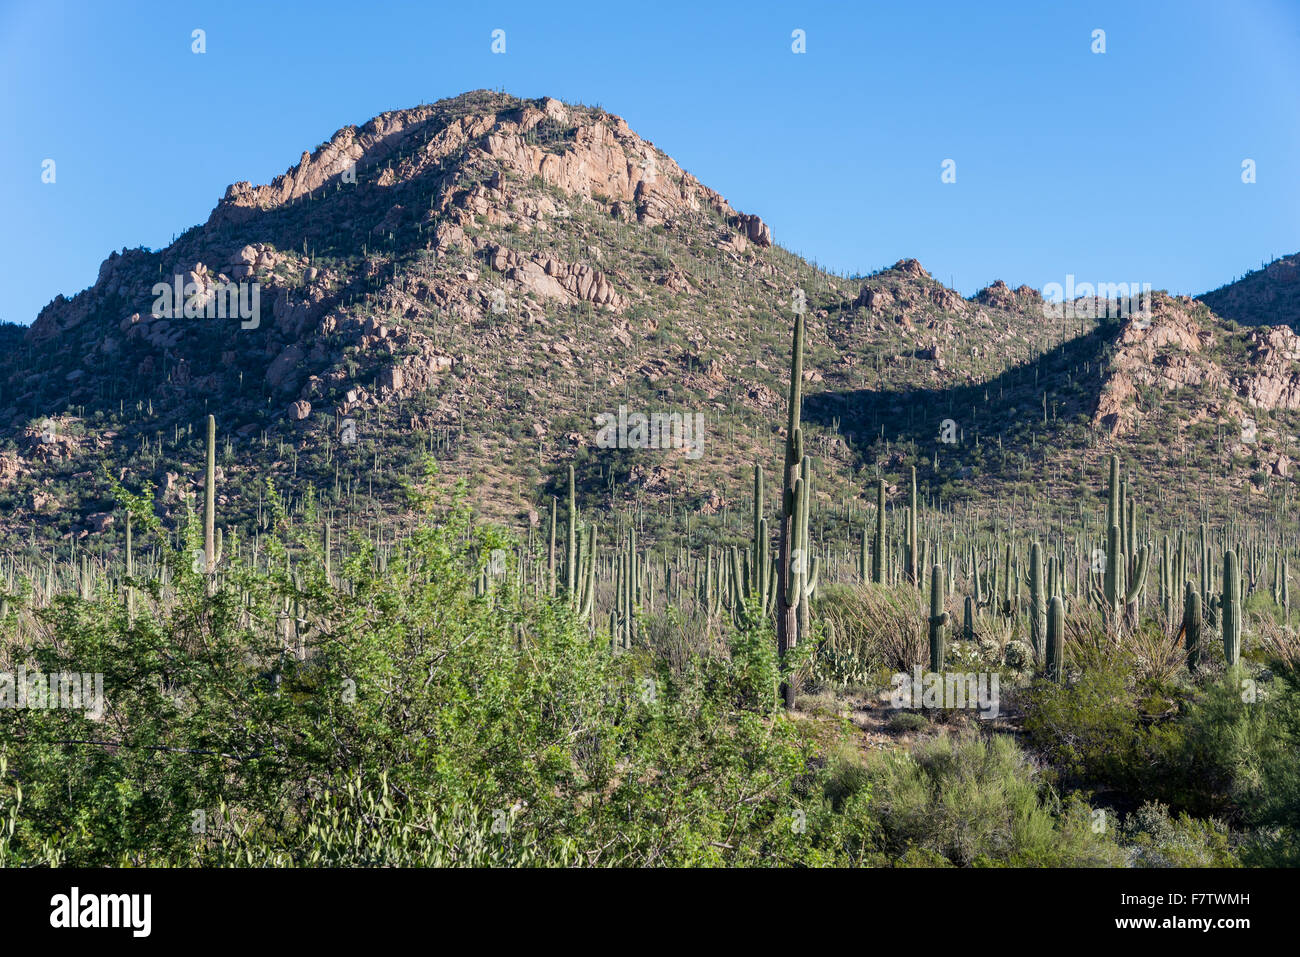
[[2, 0, 1298, 325]]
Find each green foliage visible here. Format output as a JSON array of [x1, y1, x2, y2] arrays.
[[725, 600, 780, 714], [0, 469, 849, 867], [865, 733, 1125, 866], [1121, 802, 1240, 868], [1025, 640, 1300, 858]]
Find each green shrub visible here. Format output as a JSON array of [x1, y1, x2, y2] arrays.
[[1121, 802, 1240, 868], [865, 733, 1125, 866]]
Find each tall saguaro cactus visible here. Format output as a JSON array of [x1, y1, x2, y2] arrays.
[[1029, 540, 1046, 659], [204, 414, 218, 574], [1222, 549, 1242, 667], [776, 310, 806, 709], [565, 465, 577, 600], [906, 466, 919, 587], [547, 497, 557, 598], [872, 478, 886, 585]]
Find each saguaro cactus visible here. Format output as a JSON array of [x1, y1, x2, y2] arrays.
[[577, 524, 596, 623], [125, 511, 135, 622], [547, 497, 557, 598], [928, 563, 948, 672], [1045, 595, 1065, 682], [872, 478, 886, 585], [776, 309, 807, 708], [858, 519, 869, 583], [1096, 456, 1148, 630], [1029, 541, 1046, 659], [1222, 549, 1242, 667], [204, 414, 218, 574], [1183, 580, 1202, 672], [565, 465, 577, 599], [906, 466, 919, 587], [732, 464, 773, 623]]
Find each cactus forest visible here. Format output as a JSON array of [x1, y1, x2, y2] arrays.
[[2, 38, 1299, 882], [2, 285, 1296, 870]]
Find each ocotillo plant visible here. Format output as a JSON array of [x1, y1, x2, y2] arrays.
[[928, 563, 948, 672], [1045, 595, 1065, 682], [1222, 548, 1242, 667]]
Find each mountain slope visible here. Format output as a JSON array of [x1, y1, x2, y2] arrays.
[[3, 90, 1300, 553], [1198, 253, 1300, 329]]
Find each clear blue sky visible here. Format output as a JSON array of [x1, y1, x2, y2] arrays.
[[2, 0, 1298, 326]]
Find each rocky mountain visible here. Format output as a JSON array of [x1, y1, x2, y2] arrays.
[[3, 89, 1300, 549]]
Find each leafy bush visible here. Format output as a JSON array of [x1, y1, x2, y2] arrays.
[[865, 733, 1124, 866], [1121, 802, 1239, 868]]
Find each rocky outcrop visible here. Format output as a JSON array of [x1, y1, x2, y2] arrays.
[[1240, 326, 1300, 411], [1091, 293, 1300, 438], [1093, 296, 1217, 436], [485, 244, 627, 310], [974, 280, 1041, 311], [730, 213, 772, 247]]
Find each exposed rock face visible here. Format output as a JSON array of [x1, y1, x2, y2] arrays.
[[21, 91, 778, 432], [485, 244, 627, 310], [730, 213, 772, 247], [851, 258, 967, 323], [0, 453, 20, 488], [974, 280, 1041, 311], [85, 512, 114, 533], [891, 258, 929, 280], [267, 344, 306, 393], [1093, 295, 1217, 436], [1240, 326, 1300, 410], [1093, 292, 1300, 440], [853, 286, 894, 313]]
